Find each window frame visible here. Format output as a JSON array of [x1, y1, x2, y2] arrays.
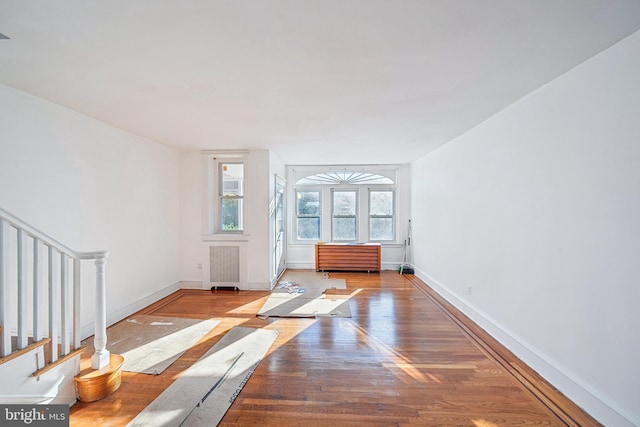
[[295, 189, 322, 241], [217, 161, 244, 233], [289, 165, 404, 245], [331, 189, 358, 242], [368, 189, 395, 242], [204, 152, 249, 236]]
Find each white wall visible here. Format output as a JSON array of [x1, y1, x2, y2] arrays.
[[179, 151, 204, 282], [246, 150, 270, 289], [0, 84, 181, 336], [179, 149, 274, 289], [411, 31, 640, 426]]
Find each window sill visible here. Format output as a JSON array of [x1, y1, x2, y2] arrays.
[[289, 241, 403, 248], [203, 233, 251, 242]]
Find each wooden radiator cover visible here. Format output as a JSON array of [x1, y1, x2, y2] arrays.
[[315, 243, 381, 272]]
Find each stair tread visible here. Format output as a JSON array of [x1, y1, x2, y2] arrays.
[[0, 338, 51, 366], [31, 346, 86, 377]]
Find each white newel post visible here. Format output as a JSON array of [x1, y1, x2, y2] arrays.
[[91, 252, 110, 369]]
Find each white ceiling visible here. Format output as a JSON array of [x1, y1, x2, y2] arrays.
[[1, 1, 640, 165]]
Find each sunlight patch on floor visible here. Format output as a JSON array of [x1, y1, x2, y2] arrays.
[[339, 320, 440, 384], [257, 318, 317, 357], [472, 419, 500, 427], [226, 295, 271, 314]]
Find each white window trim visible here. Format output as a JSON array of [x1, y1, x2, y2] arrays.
[[203, 151, 249, 236], [331, 188, 359, 242], [289, 165, 403, 245], [294, 188, 322, 241], [368, 189, 396, 242], [218, 161, 244, 232]]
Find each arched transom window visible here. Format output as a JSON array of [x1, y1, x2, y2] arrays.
[[296, 172, 394, 186]]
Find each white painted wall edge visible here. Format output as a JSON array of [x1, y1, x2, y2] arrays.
[[80, 281, 182, 339], [414, 267, 637, 427]]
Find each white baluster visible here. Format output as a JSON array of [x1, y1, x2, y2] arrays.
[[91, 253, 110, 369], [0, 219, 11, 357], [48, 246, 59, 363], [0, 209, 111, 369], [60, 253, 70, 355], [17, 229, 28, 349], [33, 237, 43, 342], [73, 258, 81, 349]]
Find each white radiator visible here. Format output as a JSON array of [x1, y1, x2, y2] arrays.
[[209, 245, 239, 282], [202, 242, 247, 290]]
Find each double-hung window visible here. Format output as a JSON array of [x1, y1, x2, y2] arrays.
[[296, 190, 321, 240], [332, 190, 357, 241], [218, 162, 244, 231], [369, 190, 394, 241]]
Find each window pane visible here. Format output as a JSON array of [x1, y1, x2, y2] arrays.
[[297, 191, 320, 215], [333, 191, 356, 215], [370, 191, 393, 215], [370, 218, 393, 240], [221, 163, 244, 196], [297, 217, 320, 240], [332, 191, 356, 241], [333, 217, 356, 240], [221, 199, 243, 230]]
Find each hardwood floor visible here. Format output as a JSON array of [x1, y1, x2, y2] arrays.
[[70, 272, 600, 426]]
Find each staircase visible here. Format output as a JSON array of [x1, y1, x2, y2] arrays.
[[0, 207, 112, 405]]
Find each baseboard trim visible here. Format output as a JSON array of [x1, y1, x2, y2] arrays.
[[179, 280, 203, 289], [286, 261, 315, 270], [180, 280, 269, 291], [381, 262, 403, 271], [411, 267, 635, 427], [247, 281, 270, 290], [80, 281, 181, 339]]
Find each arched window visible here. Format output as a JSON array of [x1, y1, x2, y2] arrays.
[[293, 167, 397, 243], [296, 172, 394, 186]]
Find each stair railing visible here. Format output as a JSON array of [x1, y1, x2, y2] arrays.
[[0, 207, 110, 370]]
